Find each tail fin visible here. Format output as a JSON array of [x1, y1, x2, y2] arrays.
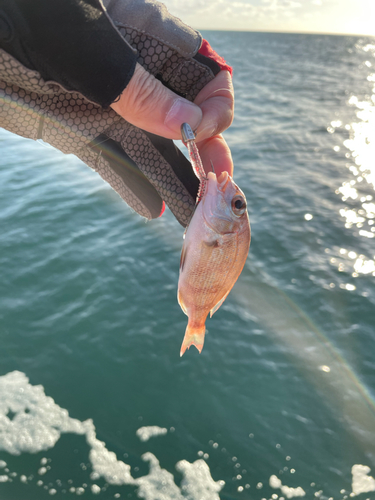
[[180, 323, 206, 357]]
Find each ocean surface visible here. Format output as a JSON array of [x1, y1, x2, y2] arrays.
[[1, 31, 375, 500]]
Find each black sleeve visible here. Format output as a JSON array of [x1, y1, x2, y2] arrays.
[[0, 0, 137, 107]]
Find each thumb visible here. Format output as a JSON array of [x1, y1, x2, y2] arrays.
[[111, 63, 203, 140]]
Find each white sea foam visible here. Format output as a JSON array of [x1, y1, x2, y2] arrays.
[[177, 459, 225, 500], [351, 464, 375, 496], [269, 474, 306, 498], [0, 371, 87, 455], [136, 426, 168, 442], [91, 484, 101, 494], [4, 371, 365, 500], [0, 371, 224, 500]]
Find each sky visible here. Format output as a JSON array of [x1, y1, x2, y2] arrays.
[[161, 0, 375, 36]]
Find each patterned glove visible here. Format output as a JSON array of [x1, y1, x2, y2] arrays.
[[0, 0, 229, 226]]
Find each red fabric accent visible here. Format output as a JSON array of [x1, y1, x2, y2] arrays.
[[158, 200, 166, 218], [198, 39, 233, 76]]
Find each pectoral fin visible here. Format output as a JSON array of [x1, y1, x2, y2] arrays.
[[203, 239, 219, 248], [210, 290, 230, 318]]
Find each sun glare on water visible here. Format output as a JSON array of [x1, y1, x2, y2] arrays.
[[327, 42, 375, 282]]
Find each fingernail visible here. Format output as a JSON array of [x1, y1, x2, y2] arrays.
[[165, 99, 202, 135]]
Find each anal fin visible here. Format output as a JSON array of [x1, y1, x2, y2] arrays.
[[177, 289, 188, 315], [210, 290, 230, 318]]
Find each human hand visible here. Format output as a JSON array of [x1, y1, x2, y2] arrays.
[[0, 0, 235, 227], [111, 65, 234, 179], [193, 70, 234, 179]]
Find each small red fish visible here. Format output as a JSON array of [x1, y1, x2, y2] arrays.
[[177, 170, 250, 356]]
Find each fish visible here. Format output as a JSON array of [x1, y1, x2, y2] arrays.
[[177, 169, 251, 356]]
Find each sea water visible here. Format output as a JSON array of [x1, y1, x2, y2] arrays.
[[0, 32, 375, 499]]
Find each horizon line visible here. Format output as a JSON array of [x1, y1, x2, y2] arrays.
[[195, 28, 375, 38]]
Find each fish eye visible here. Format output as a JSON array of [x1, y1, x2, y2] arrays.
[[231, 195, 247, 216]]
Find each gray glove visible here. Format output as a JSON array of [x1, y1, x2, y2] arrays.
[[0, 0, 222, 226]]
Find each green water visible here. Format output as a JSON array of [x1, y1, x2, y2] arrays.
[[1, 32, 375, 499]]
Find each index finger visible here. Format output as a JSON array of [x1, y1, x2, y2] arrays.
[[194, 71, 234, 143], [196, 134, 233, 178]]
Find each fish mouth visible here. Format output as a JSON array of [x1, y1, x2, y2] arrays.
[[217, 171, 230, 192], [204, 171, 235, 229], [207, 170, 228, 197], [207, 171, 218, 196], [207, 170, 230, 195], [207, 170, 233, 204]]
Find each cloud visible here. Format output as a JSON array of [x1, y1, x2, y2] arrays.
[[163, 0, 301, 20], [161, 0, 372, 34]]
